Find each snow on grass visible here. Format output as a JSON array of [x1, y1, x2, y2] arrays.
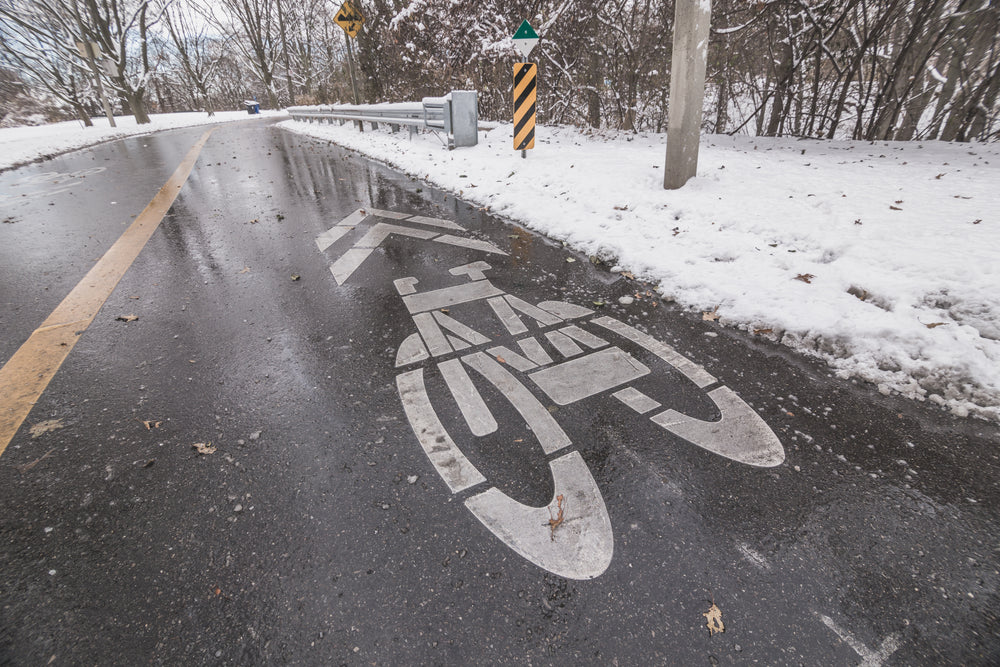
[[281, 118, 1000, 422], [0, 110, 287, 172]]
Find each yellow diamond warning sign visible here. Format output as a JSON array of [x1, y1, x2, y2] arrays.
[[335, 0, 365, 38]]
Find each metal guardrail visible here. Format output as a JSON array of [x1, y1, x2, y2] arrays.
[[287, 90, 478, 148]]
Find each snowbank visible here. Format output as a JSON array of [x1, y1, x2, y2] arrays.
[[280, 118, 1000, 422], [0, 109, 287, 172]]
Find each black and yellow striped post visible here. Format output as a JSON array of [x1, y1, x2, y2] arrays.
[[513, 62, 537, 154]]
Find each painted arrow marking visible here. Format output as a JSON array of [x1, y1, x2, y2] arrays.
[[316, 208, 506, 285]]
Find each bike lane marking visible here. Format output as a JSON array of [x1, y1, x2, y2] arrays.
[[0, 128, 215, 458], [316, 209, 786, 579]]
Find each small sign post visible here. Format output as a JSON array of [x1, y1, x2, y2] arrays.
[[335, 0, 365, 132], [512, 20, 539, 59], [74, 38, 115, 128], [512, 21, 539, 158]]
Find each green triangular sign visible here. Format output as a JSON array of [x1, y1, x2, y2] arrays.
[[512, 20, 538, 40]]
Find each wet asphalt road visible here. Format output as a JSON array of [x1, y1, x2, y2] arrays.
[[1, 118, 999, 665]]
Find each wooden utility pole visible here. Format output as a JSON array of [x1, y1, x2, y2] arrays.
[[664, 0, 712, 189]]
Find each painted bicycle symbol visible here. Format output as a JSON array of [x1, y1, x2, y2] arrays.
[[318, 209, 785, 579]]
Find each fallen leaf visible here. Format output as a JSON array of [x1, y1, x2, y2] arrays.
[[592, 300, 605, 307], [703, 603, 725, 636], [754, 328, 773, 335], [496, 356, 506, 364], [249, 218, 259, 224], [291, 274, 301, 281], [890, 205, 902, 211], [935, 173, 945, 179], [16, 448, 54, 474], [894, 200, 904, 204], [192, 442, 216, 455], [703, 306, 721, 321], [972, 219, 981, 225], [924, 322, 948, 329], [566, 258, 576, 263], [548, 494, 565, 541], [29, 419, 64, 438], [794, 273, 815, 284], [238, 267, 250, 274], [620, 271, 635, 280], [137, 419, 162, 431], [116, 314, 138, 322], [613, 204, 629, 211]]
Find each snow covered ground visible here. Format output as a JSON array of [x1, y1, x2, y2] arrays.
[[0, 110, 287, 172], [280, 118, 1000, 422]]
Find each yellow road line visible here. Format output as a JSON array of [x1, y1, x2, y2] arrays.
[[0, 128, 215, 458]]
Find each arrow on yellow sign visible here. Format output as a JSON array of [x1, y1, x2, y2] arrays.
[[335, 0, 365, 38]]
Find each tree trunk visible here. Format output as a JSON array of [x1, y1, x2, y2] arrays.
[[127, 90, 151, 124], [714, 76, 728, 134], [74, 104, 94, 126]]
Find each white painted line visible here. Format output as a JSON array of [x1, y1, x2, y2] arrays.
[[395, 332, 429, 367], [537, 301, 593, 320], [544, 330, 585, 358], [487, 346, 538, 372], [336, 208, 368, 227], [517, 336, 553, 366], [530, 348, 650, 405], [504, 295, 564, 327], [449, 260, 492, 281], [433, 310, 491, 345], [591, 316, 717, 388], [393, 277, 419, 296], [315, 225, 352, 252], [613, 387, 661, 414], [439, 359, 498, 437], [409, 215, 464, 231], [402, 280, 505, 314], [818, 613, 901, 667], [651, 386, 785, 467], [433, 234, 507, 255], [559, 324, 608, 349], [462, 352, 571, 455], [464, 451, 613, 580], [330, 247, 375, 285], [397, 369, 487, 493], [447, 335, 471, 351], [412, 312, 453, 357], [487, 296, 528, 335], [369, 208, 412, 220], [355, 222, 437, 249]]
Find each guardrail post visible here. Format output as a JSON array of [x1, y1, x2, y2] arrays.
[[449, 90, 478, 148]]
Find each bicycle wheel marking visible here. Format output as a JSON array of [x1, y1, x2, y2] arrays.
[[317, 211, 785, 580], [397, 368, 486, 493]]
